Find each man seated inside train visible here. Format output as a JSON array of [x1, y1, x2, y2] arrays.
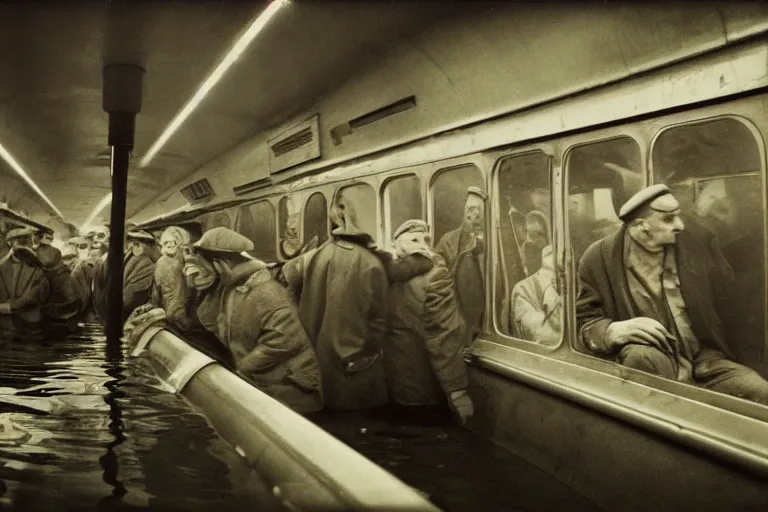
[[179, 227, 323, 414], [33, 228, 80, 322], [383, 219, 474, 425], [0, 227, 51, 323], [92, 229, 158, 324], [575, 184, 768, 405], [435, 186, 487, 345], [280, 188, 389, 411], [511, 245, 561, 345], [521, 210, 550, 276]]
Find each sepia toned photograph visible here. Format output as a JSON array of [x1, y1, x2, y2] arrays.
[[0, 1, 766, 510]]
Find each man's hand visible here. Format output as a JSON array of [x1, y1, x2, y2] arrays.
[[449, 389, 474, 425], [0, 303, 11, 315], [605, 317, 675, 354]]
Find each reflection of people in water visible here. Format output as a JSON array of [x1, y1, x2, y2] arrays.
[[576, 184, 768, 405], [0, 227, 50, 324], [435, 186, 487, 344], [511, 245, 561, 344]]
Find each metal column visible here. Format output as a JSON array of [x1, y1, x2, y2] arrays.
[[102, 64, 144, 344]]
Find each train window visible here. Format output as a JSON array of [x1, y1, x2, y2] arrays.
[[652, 117, 767, 371], [333, 183, 377, 240], [383, 174, 422, 243], [494, 151, 560, 345], [237, 201, 276, 262], [567, 137, 644, 265], [205, 211, 232, 231], [278, 194, 304, 259], [431, 164, 486, 342], [303, 192, 328, 251]]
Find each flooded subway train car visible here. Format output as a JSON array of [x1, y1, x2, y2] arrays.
[[1, 1, 768, 510]]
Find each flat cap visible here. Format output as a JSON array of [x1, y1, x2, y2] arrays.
[[126, 230, 156, 243], [194, 227, 254, 253], [5, 227, 35, 241], [618, 184, 672, 221], [467, 186, 488, 201], [393, 219, 429, 240]]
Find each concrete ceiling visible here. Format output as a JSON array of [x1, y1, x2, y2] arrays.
[[0, 0, 452, 230]]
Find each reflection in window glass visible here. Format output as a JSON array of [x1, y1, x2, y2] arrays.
[[206, 211, 232, 230], [278, 195, 303, 259], [303, 192, 328, 251], [236, 201, 276, 261], [333, 183, 377, 240], [431, 165, 486, 343], [494, 152, 559, 345], [653, 118, 766, 373], [568, 137, 644, 265], [383, 174, 422, 242]]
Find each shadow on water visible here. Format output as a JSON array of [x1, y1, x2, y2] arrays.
[[0, 321, 279, 511], [309, 404, 601, 512]]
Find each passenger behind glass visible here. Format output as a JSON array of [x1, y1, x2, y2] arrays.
[[33, 229, 81, 322], [435, 186, 487, 345], [0, 227, 50, 324], [92, 230, 157, 324], [281, 188, 389, 411], [183, 227, 323, 414], [576, 184, 768, 405], [383, 219, 474, 425], [521, 211, 550, 275], [511, 245, 561, 345]]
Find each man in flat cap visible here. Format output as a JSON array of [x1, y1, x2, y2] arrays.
[[34, 229, 81, 322], [383, 219, 474, 425], [0, 227, 50, 323], [93, 230, 158, 324], [182, 227, 322, 413], [435, 186, 488, 345], [576, 184, 768, 404]]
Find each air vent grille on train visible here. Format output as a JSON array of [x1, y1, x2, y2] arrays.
[[180, 178, 214, 203], [268, 115, 321, 174]]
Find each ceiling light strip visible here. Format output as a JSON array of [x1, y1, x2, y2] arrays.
[[0, 142, 64, 218], [80, 192, 113, 232], [139, 0, 290, 168]]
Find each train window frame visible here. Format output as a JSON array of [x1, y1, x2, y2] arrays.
[[302, 190, 330, 249], [381, 173, 424, 244], [562, 134, 646, 355], [239, 198, 278, 261], [427, 162, 486, 246], [489, 149, 564, 350], [648, 114, 768, 363], [331, 180, 380, 243]]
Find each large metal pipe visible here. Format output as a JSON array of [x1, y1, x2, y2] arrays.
[[102, 64, 144, 343]]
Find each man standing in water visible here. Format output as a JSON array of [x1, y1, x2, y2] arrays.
[[435, 186, 487, 344], [0, 227, 50, 323]]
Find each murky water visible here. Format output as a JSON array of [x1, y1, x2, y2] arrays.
[[311, 406, 601, 512], [0, 320, 279, 511]]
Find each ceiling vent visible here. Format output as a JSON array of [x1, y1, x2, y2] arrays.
[[268, 115, 321, 174], [233, 176, 272, 196], [180, 178, 215, 203], [330, 95, 416, 145]]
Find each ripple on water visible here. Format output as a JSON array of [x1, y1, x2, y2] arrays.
[[0, 323, 281, 511]]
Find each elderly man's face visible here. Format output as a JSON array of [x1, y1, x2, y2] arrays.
[[464, 194, 485, 231], [639, 194, 685, 247], [182, 247, 218, 291], [127, 239, 145, 257]]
